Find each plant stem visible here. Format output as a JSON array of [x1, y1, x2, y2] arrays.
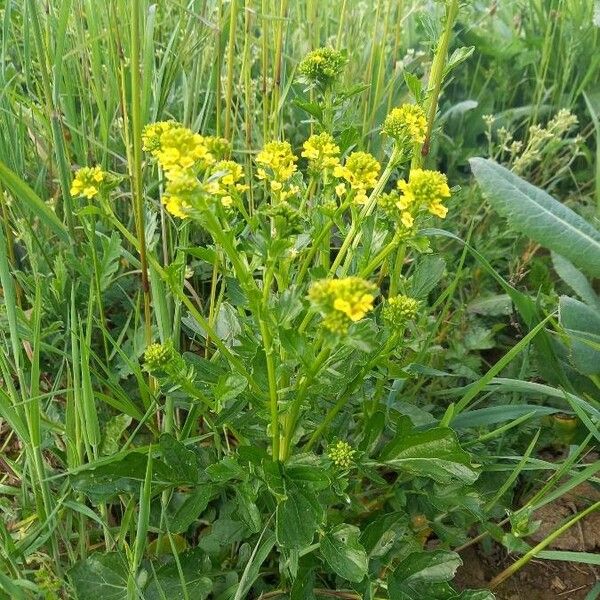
[[413, 0, 459, 168], [489, 500, 600, 589], [130, 0, 153, 347]]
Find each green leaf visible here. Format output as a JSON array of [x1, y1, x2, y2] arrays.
[[380, 421, 477, 484], [410, 255, 446, 298], [320, 524, 368, 583], [0, 159, 69, 241], [276, 482, 324, 549], [69, 552, 128, 600], [159, 433, 200, 483], [388, 550, 462, 598], [551, 253, 600, 311], [170, 485, 215, 533], [143, 550, 212, 600], [559, 295, 600, 375], [470, 158, 600, 278]]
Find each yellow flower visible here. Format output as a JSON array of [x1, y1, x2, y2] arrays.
[[142, 121, 177, 153], [256, 140, 297, 184], [309, 277, 377, 334], [298, 47, 347, 85], [203, 136, 231, 161], [383, 295, 420, 329], [207, 160, 249, 207], [397, 168, 451, 219], [382, 104, 427, 145], [334, 151, 380, 204], [154, 126, 214, 177], [302, 133, 340, 173], [162, 172, 202, 218], [70, 166, 107, 199]]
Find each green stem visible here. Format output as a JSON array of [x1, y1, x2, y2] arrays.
[[330, 147, 400, 276], [413, 0, 459, 168], [130, 0, 153, 347], [280, 345, 331, 461], [489, 501, 600, 589], [305, 333, 400, 450]]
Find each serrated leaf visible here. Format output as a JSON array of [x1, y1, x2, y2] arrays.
[[470, 158, 600, 277]]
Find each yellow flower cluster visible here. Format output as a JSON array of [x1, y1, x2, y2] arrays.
[[383, 295, 420, 329], [141, 121, 177, 153], [151, 126, 214, 177], [298, 47, 346, 85], [256, 140, 298, 199], [143, 121, 242, 218], [380, 169, 451, 228], [301, 133, 340, 174], [397, 169, 451, 223], [382, 104, 427, 145], [205, 160, 249, 208], [162, 172, 202, 219], [144, 340, 176, 372], [328, 440, 355, 469], [70, 166, 107, 199], [334, 151, 380, 204], [309, 276, 377, 334]]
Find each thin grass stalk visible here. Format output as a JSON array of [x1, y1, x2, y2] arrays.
[[128, 0, 153, 351]]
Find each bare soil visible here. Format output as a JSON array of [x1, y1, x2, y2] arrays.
[[455, 482, 600, 599]]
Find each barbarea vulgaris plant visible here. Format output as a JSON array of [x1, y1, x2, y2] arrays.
[[66, 36, 472, 599]]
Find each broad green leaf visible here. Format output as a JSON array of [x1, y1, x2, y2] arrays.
[[451, 404, 561, 429], [470, 158, 600, 277], [559, 296, 600, 375], [143, 549, 212, 600], [388, 550, 463, 599], [410, 255, 446, 298], [159, 433, 200, 483], [69, 552, 128, 600], [320, 524, 368, 583], [0, 159, 69, 241], [380, 421, 477, 484], [276, 482, 324, 549]]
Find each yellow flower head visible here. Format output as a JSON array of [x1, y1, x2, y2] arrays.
[[142, 121, 177, 153], [309, 276, 377, 334], [206, 160, 249, 207], [301, 132, 341, 174], [70, 166, 107, 199], [383, 295, 420, 330], [397, 169, 451, 219], [144, 341, 176, 372], [334, 151, 380, 204], [144, 123, 214, 177], [256, 140, 298, 188], [203, 136, 231, 161], [328, 440, 355, 469], [162, 172, 202, 219], [298, 47, 347, 85], [382, 104, 427, 145]]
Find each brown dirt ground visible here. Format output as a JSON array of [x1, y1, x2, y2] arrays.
[[455, 482, 600, 599]]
